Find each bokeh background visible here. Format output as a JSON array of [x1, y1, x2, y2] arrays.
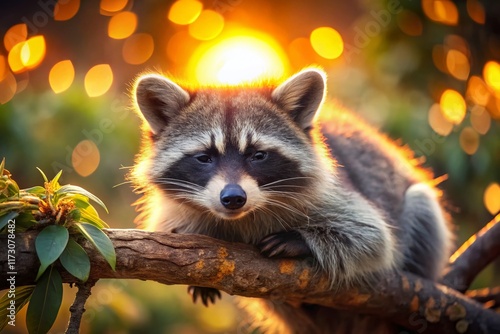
[[1, 0, 499, 333]]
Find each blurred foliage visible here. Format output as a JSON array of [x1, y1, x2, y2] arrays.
[[0, 0, 499, 333]]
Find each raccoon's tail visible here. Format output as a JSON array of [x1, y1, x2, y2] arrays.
[[398, 182, 453, 280]]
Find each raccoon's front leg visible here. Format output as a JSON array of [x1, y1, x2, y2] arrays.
[[260, 198, 397, 285], [188, 286, 221, 306], [259, 230, 312, 258]]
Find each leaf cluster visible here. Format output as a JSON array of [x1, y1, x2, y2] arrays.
[[0, 158, 116, 334]]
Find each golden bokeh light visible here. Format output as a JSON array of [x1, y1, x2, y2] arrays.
[[4, 24, 27, 52], [432, 45, 447, 73], [422, 0, 459, 26], [168, 0, 203, 25], [483, 183, 500, 215], [20, 36, 46, 70], [428, 103, 453, 136], [166, 30, 198, 64], [310, 27, 343, 60], [445, 35, 469, 55], [470, 105, 491, 135], [439, 89, 466, 125], [72, 140, 100, 177], [0, 70, 17, 104], [467, 0, 485, 24], [108, 11, 137, 39], [397, 10, 423, 37], [494, 98, 500, 120], [459, 127, 479, 155], [122, 33, 154, 65], [190, 34, 288, 85], [467, 76, 490, 106], [0, 55, 6, 80], [54, 0, 80, 21], [49, 60, 75, 93], [8, 42, 26, 73], [84, 64, 113, 97], [446, 49, 469, 81], [100, 0, 128, 14], [483, 61, 500, 93], [188, 10, 224, 41]]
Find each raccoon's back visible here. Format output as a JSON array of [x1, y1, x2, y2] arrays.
[[320, 109, 432, 224]]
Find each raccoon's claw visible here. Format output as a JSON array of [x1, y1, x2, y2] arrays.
[[259, 231, 312, 258], [188, 286, 221, 307]]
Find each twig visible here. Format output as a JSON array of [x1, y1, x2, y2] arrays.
[[442, 214, 500, 292], [65, 280, 97, 334], [466, 287, 500, 309]]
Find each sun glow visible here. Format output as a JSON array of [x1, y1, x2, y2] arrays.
[[189, 32, 288, 85]]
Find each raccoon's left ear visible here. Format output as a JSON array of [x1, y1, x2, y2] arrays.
[[134, 74, 190, 134], [272, 69, 326, 131]]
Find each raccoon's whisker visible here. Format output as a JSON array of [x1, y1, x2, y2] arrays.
[[264, 198, 310, 220], [255, 206, 291, 231], [263, 189, 316, 200], [156, 179, 205, 192], [119, 165, 133, 170], [156, 177, 205, 188], [156, 179, 203, 189], [262, 185, 309, 190], [261, 177, 314, 189], [113, 180, 133, 188], [263, 191, 319, 210]]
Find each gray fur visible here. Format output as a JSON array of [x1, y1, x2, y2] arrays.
[[131, 69, 454, 333]]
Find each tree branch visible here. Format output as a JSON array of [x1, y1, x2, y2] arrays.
[[1, 229, 500, 333], [442, 214, 500, 292], [65, 279, 96, 334]]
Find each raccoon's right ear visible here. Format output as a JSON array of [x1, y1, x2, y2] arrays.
[[272, 69, 326, 131], [134, 75, 190, 134]]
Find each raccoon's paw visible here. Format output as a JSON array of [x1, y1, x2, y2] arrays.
[[259, 231, 312, 258], [187, 286, 221, 307]]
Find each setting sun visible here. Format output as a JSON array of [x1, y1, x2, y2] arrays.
[[189, 33, 288, 85]]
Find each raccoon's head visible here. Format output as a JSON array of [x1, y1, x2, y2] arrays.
[[133, 69, 328, 223]]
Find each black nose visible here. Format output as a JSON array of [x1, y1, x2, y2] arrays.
[[220, 184, 247, 210]]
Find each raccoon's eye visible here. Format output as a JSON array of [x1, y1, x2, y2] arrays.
[[195, 154, 212, 163], [252, 151, 268, 161]]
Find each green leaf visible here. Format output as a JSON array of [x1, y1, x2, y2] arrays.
[[75, 222, 116, 270], [50, 170, 63, 188], [66, 208, 81, 222], [36, 167, 48, 183], [26, 267, 63, 334], [70, 195, 90, 210], [0, 285, 34, 331], [22, 186, 46, 196], [0, 211, 18, 232], [60, 238, 90, 282], [13, 212, 37, 232], [35, 226, 69, 280], [56, 185, 108, 213], [79, 208, 109, 229], [6, 180, 19, 197]]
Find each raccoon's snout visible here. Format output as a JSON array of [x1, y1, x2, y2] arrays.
[[220, 184, 247, 210]]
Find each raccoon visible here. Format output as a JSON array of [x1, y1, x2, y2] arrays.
[[131, 69, 453, 333]]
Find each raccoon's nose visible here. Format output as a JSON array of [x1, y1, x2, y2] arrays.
[[220, 184, 247, 210]]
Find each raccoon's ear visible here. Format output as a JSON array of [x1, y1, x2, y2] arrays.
[[272, 69, 326, 130], [134, 74, 190, 134]]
